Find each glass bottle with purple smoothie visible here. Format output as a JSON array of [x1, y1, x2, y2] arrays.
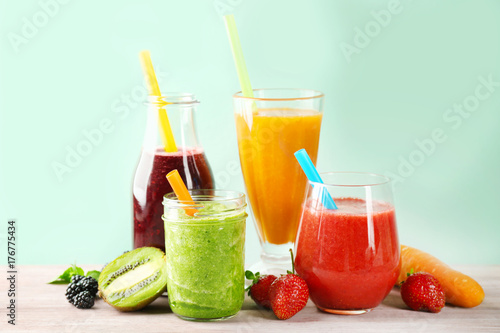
[[133, 93, 214, 251]]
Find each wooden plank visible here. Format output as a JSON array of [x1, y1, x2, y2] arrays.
[[1, 265, 499, 332]]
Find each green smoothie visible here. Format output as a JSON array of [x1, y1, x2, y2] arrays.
[[163, 199, 246, 320]]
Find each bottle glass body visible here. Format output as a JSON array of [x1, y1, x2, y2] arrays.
[[133, 93, 214, 251]]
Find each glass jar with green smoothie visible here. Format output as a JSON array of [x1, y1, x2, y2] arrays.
[[163, 190, 247, 321]]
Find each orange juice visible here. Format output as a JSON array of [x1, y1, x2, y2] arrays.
[[235, 108, 322, 244]]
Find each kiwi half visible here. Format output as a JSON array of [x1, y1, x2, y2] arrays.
[[98, 247, 168, 311]]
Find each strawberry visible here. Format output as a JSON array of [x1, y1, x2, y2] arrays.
[[400, 271, 445, 313], [245, 271, 277, 309], [268, 250, 309, 320]]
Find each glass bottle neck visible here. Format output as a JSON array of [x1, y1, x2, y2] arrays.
[[142, 94, 202, 153]]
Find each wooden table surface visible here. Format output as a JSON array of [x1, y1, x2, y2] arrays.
[[2, 265, 499, 333]]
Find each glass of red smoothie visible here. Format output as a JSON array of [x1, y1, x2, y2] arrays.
[[133, 93, 214, 251], [295, 172, 400, 315]]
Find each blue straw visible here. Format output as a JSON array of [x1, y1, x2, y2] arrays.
[[294, 149, 337, 210]]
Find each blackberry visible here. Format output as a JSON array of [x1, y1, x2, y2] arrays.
[[66, 276, 98, 306], [71, 275, 84, 284], [80, 276, 99, 296], [74, 291, 95, 309], [65, 282, 84, 304]]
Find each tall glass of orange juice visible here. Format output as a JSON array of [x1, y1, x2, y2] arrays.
[[233, 89, 324, 273]]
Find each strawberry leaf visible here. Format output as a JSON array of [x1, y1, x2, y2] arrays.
[[245, 285, 252, 294], [245, 270, 255, 280], [245, 270, 261, 291], [289, 248, 296, 274]]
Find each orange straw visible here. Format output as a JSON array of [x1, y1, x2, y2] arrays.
[[166, 170, 198, 216]]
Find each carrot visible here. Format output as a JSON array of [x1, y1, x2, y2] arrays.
[[397, 245, 485, 308]]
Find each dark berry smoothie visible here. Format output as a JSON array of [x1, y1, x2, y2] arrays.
[[133, 147, 214, 251]]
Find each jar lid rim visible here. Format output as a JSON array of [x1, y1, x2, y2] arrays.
[[163, 190, 246, 204]]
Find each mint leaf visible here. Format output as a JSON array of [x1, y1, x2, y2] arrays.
[[48, 264, 84, 284], [72, 264, 84, 277], [48, 267, 73, 284], [86, 270, 100, 281]]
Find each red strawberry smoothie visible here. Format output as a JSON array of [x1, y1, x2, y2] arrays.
[[295, 197, 400, 311]]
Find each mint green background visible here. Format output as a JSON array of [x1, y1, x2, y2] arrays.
[[1, 0, 499, 266]]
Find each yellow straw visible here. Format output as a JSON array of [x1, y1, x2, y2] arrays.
[[139, 50, 178, 153], [223, 15, 254, 98]]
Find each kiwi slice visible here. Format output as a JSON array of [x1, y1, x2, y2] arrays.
[[98, 247, 168, 311]]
